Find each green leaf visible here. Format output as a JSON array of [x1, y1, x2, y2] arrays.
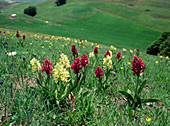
[[118, 91, 134, 102], [142, 98, 159, 103], [138, 79, 147, 94]]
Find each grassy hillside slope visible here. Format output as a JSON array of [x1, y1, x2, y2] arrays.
[[0, 0, 170, 51]]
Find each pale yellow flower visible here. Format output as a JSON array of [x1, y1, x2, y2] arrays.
[[89, 52, 94, 58], [121, 67, 124, 70], [96, 45, 99, 49], [103, 55, 112, 70], [146, 117, 151, 122], [30, 58, 41, 72], [30, 43, 32, 45], [110, 45, 114, 50], [123, 48, 127, 51], [53, 63, 70, 83], [128, 62, 131, 65], [130, 49, 133, 53], [42, 46, 44, 48], [166, 56, 169, 59], [160, 56, 163, 58], [59, 53, 70, 69], [155, 61, 158, 64]]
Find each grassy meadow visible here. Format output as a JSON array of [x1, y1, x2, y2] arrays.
[[0, 0, 170, 125], [1, 0, 170, 51]]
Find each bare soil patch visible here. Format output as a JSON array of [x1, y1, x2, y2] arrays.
[[151, 14, 170, 19]]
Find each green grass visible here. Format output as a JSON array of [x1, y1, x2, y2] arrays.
[[0, 29, 169, 125], [0, 0, 170, 52]]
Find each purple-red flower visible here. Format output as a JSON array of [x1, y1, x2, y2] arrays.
[[136, 48, 140, 52], [0, 31, 1, 33], [16, 32, 19, 38], [41, 58, 53, 76], [116, 52, 122, 59], [131, 55, 145, 76], [71, 58, 82, 74], [94, 47, 98, 54], [81, 54, 88, 67], [22, 34, 26, 40], [104, 50, 111, 57], [94, 66, 103, 78], [71, 45, 78, 56], [80, 39, 82, 42]]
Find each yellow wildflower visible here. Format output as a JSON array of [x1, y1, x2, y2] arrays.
[[123, 48, 127, 51], [89, 52, 94, 58], [30, 58, 41, 72], [59, 53, 70, 69], [42, 46, 44, 48], [160, 56, 163, 58], [96, 45, 99, 49], [146, 117, 151, 122], [110, 45, 114, 50], [62, 45, 64, 47], [30, 43, 32, 45], [53, 63, 70, 83], [128, 62, 131, 65], [130, 49, 133, 53], [155, 61, 158, 64], [91, 43, 94, 46], [166, 56, 169, 59], [103, 55, 112, 70], [121, 67, 124, 70]]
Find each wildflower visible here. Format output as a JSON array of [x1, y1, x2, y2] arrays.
[[71, 58, 82, 74], [30, 43, 32, 45], [27, 49, 28, 51], [104, 50, 112, 58], [113, 72, 116, 76], [5, 51, 7, 54], [89, 52, 94, 58], [159, 84, 161, 87], [0, 80, 3, 85], [23, 56, 25, 61], [16, 32, 19, 38], [121, 67, 124, 70], [110, 81, 113, 84], [136, 48, 140, 52], [42, 46, 44, 48], [53, 63, 70, 83], [166, 56, 169, 59], [135, 115, 138, 119], [22, 34, 26, 40], [59, 53, 70, 69], [110, 45, 114, 50], [94, 66, 103, 78], [81, 54, 88, 67], [0, 30, 1, 33], [103, 55, 112, 70], [123, 48, 127, 51], [128, 49, 132, 53], [131, 55, 145, 77], [116, 52, 122, 59], [71, 45, 78, 57], [80, 39, 82, 42], [155, 61, 158, 64], [7, 52, 17, 56], [94, 47, 98, 54], [30, 58, 41, 72], [41, 58, 53, 76], [146, 117, 151, 122], [128, 62, 131, 65], [5, 41, 8, 44]]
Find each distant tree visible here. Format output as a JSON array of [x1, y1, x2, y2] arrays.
[[55, 0, 67, 6], [24, 6, 37, 17]]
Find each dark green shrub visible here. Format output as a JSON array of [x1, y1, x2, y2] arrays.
[[24, 6, 37, 17], [55, 0, 66, 6], [160, 37, 170, 57], [146, 32, 170, 56]]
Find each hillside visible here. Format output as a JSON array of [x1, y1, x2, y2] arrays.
[[0, 0, 170, 51]]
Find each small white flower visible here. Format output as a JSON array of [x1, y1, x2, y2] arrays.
[[7, 52, 17, 56]]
